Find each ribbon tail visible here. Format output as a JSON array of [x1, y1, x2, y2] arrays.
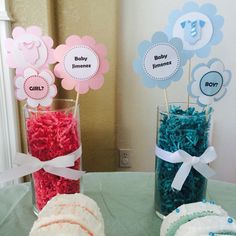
[[156, 146, 183, 163], [0, 163, 41, 184], [15, 152, 41, 165], [171, 162, 192, 191], [193, 162, 216, 178], [201, 146, 217, 163], [44, 166, 85, 180], [46, 146, 82, 168]]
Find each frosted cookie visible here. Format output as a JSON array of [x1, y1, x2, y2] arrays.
[[160, 201, 228, 236], [175, 215, 236, 236], [30, 193, 105, 236], [40, 193, 104, 224]]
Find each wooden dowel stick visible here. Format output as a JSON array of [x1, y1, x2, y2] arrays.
[[187, 59, 192, 108], [164, 89, 169, 113], [73, 92, 79, 117]]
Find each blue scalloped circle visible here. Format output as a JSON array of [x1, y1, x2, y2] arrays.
[[133, 31, 188, 89], [165, 2, 224, 58], [188, 58, 231, 107]]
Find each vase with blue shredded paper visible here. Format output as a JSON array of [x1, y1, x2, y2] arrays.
[[155, 103, 212, 217]]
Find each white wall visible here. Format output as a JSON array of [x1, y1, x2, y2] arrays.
[[0, 0, 21, 187], [117, 0, 236, 183]]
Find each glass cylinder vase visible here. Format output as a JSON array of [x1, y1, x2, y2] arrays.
[[155, 103, 213, 217], [24, 99, 81, 214]]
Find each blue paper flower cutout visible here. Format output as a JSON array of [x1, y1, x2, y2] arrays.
[[133, 32, 188, 89], [165, 2, 224, 58], [188, 59, 231, 107]]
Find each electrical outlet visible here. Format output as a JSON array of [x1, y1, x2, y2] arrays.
[[119, 149, 131, 168]]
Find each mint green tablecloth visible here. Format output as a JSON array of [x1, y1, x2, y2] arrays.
[[0, 172, 236, 236]]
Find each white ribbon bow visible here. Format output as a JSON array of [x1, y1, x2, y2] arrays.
[[155, 146, 217, 191], [0, 147, 85, 184]]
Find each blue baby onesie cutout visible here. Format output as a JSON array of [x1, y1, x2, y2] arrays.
[[181, 20, 206, 45]]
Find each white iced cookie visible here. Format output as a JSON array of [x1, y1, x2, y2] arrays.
[[30, 193, 105, 236], [175, 215, 236, 236], [40, 193, 104, 224], [160, 201, 228, 236]]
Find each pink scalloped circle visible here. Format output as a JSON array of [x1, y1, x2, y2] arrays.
[[54, 35, 109, 94], [6, 26, 55, 75]]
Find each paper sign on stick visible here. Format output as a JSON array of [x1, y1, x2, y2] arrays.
[[133, 32, 188, 89], [188, 59, 231, 107], [6, 26, 55, 75], [54, 35, 109, 94], [15, 67, 57, 107], [166, 2, 224, 58]]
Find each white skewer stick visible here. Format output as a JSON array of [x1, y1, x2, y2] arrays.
[[164, 89, 169, 113], [73, 92, 79, 118], [187, 59, 192, 108]]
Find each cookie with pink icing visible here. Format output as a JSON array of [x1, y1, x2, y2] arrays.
[[30, 193, 105, 236]]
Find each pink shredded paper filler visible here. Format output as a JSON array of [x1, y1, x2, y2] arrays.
[[26, 111, 80, 210]]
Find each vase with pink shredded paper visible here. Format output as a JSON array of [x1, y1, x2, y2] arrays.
[[24, 99, 81, 214]]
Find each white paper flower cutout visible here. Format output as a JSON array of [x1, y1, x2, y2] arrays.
[[188, 59, 231, 107], [15, 67, 57, 107]]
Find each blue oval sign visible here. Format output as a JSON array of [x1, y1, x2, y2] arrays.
[[200, 71, 223, 97]]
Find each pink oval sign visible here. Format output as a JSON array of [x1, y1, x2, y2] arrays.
[[24, 76, 49, 100]]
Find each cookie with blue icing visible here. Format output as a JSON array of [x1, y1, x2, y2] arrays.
[[175, 216, 236, 236], [160, 201, 228, 236]]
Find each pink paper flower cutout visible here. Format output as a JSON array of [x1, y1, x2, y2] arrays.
[[54, 35, 109, 94], [6, 26, 55, 75], [15, 67, 57, 108]]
